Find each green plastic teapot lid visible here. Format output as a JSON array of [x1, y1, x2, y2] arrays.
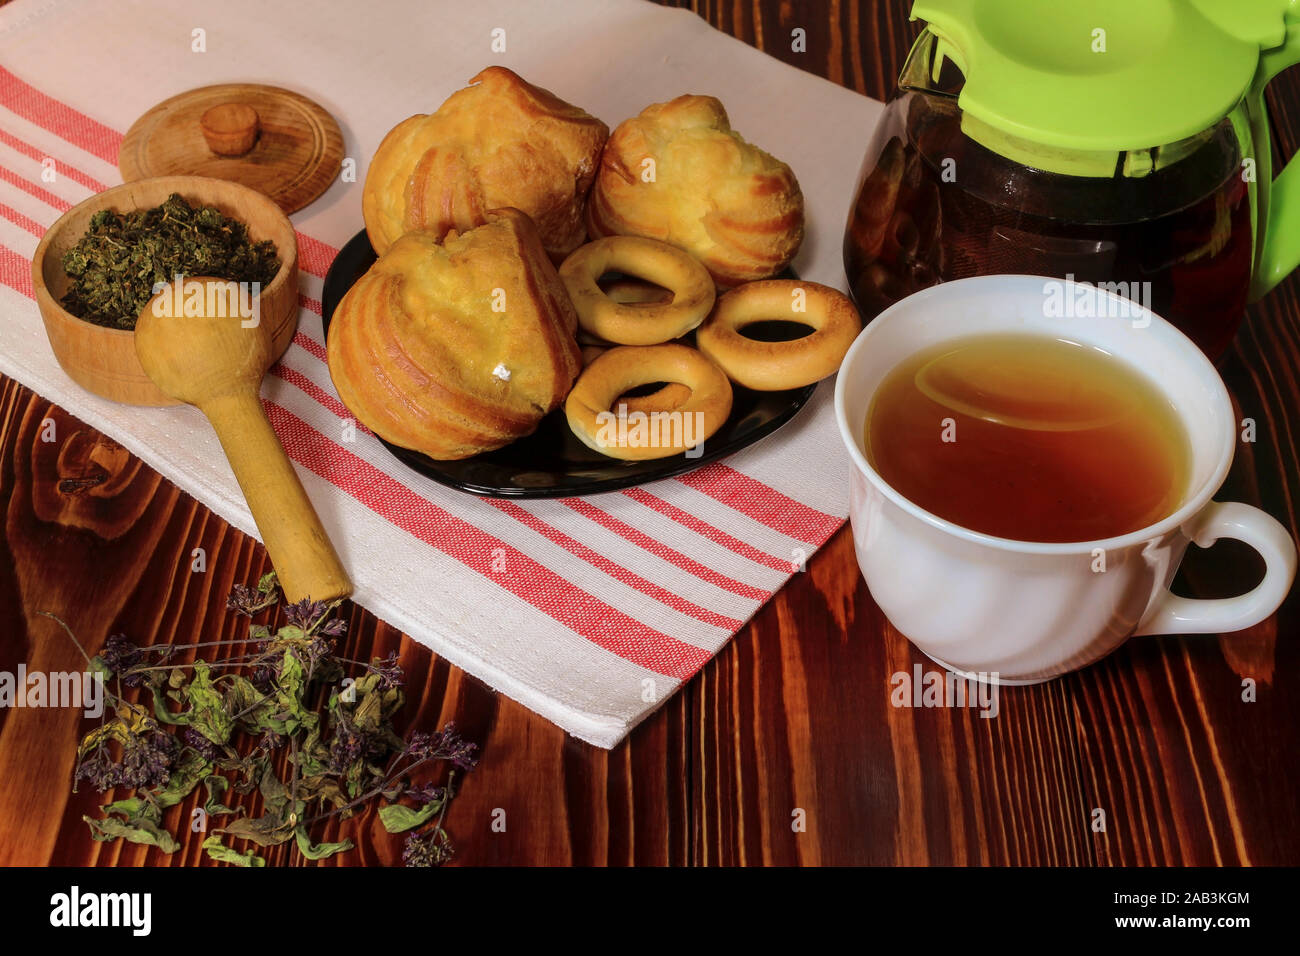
[[910, 0, 1297, 154]]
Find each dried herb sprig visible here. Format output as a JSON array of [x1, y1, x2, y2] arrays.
[[56, 572, 477, 867], [61, 192, 280, 330]]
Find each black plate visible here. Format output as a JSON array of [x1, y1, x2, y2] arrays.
[[319, 229, 816, 498]]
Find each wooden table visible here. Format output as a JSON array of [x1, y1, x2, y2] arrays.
[[1, 0, 1297, 867]]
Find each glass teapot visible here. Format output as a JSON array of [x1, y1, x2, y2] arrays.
[[843, 0, 1300, 359]]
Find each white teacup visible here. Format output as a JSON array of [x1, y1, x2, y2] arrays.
[[833, 275, 1297, 683]]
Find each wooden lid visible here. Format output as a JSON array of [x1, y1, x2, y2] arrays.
[[120, 84, 343, 214]]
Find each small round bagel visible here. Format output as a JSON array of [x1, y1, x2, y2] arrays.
[[560, 236, 715, 345], [577, 280, 673, 348], [696, 280, 862, 390], [565, 344, 733, 460]]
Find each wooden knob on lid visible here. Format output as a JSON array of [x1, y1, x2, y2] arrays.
[[200, 103, 260, 156]]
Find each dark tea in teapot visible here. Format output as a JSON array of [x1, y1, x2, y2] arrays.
[[844, 90, 1253, 359]]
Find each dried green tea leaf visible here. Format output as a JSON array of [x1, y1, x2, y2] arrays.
[[378, 801, 441, 834], [202, 835, 266, 867], [223, 674, 271, 729], [293, 827, 353, 861], [149, 683, 188, 726], [184, 661, 232, 745], [101, 796, 157, 823], [217, 813, 295, 848], [60, 193, 279, 330], [84, 814, 180, 854], [77, 702, 153, 758], [202, 775, 239, 817], [258, 765, 291, 818], [149, 751, 212, 811]]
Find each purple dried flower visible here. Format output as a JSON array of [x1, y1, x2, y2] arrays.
[[96, 634, 142, 676], [366, 651, 403, 689], [406, 783, 446, 805], [184, 726, 218, 762], [284, 598, 329, 631], [407, 723, 479, 771], [329, 725, 364, 773], [228, 580, 279, 617], [319, 617, 347, 638], [75, 744, 120, 792], [305, 635, 335, 673], [250, 664, 275, 694], [402, 828, 454, 867], [116, 728, 179, 790]]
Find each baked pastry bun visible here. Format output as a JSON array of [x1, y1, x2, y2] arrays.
[[363, 67, 608, 260], [327, 209, 581, 460], [586, 95, 804, 286]]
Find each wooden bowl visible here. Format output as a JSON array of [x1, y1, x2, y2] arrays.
[[31, 175, 298, 406]]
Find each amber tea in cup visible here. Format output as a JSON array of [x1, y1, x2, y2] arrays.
[[864, 333, 1191, 543]]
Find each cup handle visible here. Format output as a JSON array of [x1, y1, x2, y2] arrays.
[[1136, 501, 1297, 636]]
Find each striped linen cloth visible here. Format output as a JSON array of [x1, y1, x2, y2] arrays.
[[0, 0, 882, 747]]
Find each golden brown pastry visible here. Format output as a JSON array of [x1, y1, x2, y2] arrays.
[[327, 209, 581, 460], [586, 95, 804, 286], [363, 67, 608, 260]]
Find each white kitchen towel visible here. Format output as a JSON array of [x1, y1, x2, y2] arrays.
[[0, 0, 884, 747]]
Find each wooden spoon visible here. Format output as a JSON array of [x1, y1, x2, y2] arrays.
[[135, 277, 351, 602]]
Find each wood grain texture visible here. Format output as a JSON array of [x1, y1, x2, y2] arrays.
[[119, 84, 344, 215], [0, 0, 1297, 867]]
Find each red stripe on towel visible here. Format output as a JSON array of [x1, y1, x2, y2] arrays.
[[561, 497, 770, 601], [0, 164, 70, 211], [0, 66, 123, 166], [0, 200, 44, 237], [0, 243, 34, 298], [0, 127, 108, 193], [675, 463, 842, 545], [621, 486, 793, 572], [489, 499, 742, 630]]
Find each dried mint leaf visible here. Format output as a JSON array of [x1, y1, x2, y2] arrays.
[[378, 800, 442, 834], [84, 813, 180, 853], [202, 836, 265, 867], [183, 661, 233, 745], [216, 812, 296, 848], [293, 827, 353, 861], [60, 192, 279, 330]]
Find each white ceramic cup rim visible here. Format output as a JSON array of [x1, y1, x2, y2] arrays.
[[833, 275, 1236, 556]]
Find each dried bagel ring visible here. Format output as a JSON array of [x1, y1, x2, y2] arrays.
[[588, 280, 690, 409], [565, 344, 733, 460], [696, 279, 862, 390], [560, 236, 715, 345], [578, 279, 673, 348]]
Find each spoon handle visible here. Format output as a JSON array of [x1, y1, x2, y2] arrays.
[[199, 386, 352, 603]]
